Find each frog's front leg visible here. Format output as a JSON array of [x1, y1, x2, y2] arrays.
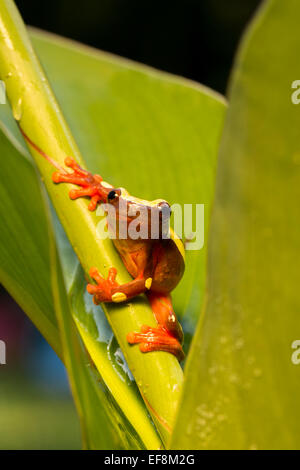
[[87, 267, 153, 303], [52, 157, 107, 210]]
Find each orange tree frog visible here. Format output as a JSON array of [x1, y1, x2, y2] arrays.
[[20, 129, 185, 361], [52, 157, 185, 361]]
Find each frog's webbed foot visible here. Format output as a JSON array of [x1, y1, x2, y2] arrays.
[[127, 325, 185, 361], [87, 267, 152, 304], [52, 157, 105, 210], [87, 267, 120, 303]]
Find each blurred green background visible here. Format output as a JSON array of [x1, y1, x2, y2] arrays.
[[0, 0, 260, 450]]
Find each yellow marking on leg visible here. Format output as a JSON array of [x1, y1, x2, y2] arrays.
[[145, 277, 152, 289], [112, 292, 127, 303]]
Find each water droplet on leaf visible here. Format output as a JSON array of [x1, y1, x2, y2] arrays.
[[12, 97, 23, 121]]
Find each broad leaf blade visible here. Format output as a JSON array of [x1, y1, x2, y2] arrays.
[[0, 125, 60, 356], [0, 125, 161, 449], [0, 29, 226, 350], [30, 30, 226, 348], [171, 0, 300, 449], [0, 19, 225, 443]]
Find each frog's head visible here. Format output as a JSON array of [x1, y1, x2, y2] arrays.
[[106, 188, 171, 240]]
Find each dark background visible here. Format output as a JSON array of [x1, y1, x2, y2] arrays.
[[15, 0, 261, 94], [1, 0, 261, 449]]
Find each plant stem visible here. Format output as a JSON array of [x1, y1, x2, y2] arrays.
[[0, 0, 183, 446]]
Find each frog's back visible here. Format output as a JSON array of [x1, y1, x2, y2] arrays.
[[152, 232, 185, 294]]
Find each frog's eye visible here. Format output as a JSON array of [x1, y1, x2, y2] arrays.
[[108, 190, 118, 201]]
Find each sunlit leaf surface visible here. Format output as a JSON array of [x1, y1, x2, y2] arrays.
[[171, 0, 300, 449]]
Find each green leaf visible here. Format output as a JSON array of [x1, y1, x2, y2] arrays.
[[171, 0, 300, 449], [0, 27, 226, 350], [0, 0, 225, 445], [0, 2, 182, 444], [30, 29, 226, 350], [0, 125, 160, 449], [0, 124, 61, 356]]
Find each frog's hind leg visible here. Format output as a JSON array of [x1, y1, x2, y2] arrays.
[[127, 292, 185, 361], [127, 325, 184, 361]]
